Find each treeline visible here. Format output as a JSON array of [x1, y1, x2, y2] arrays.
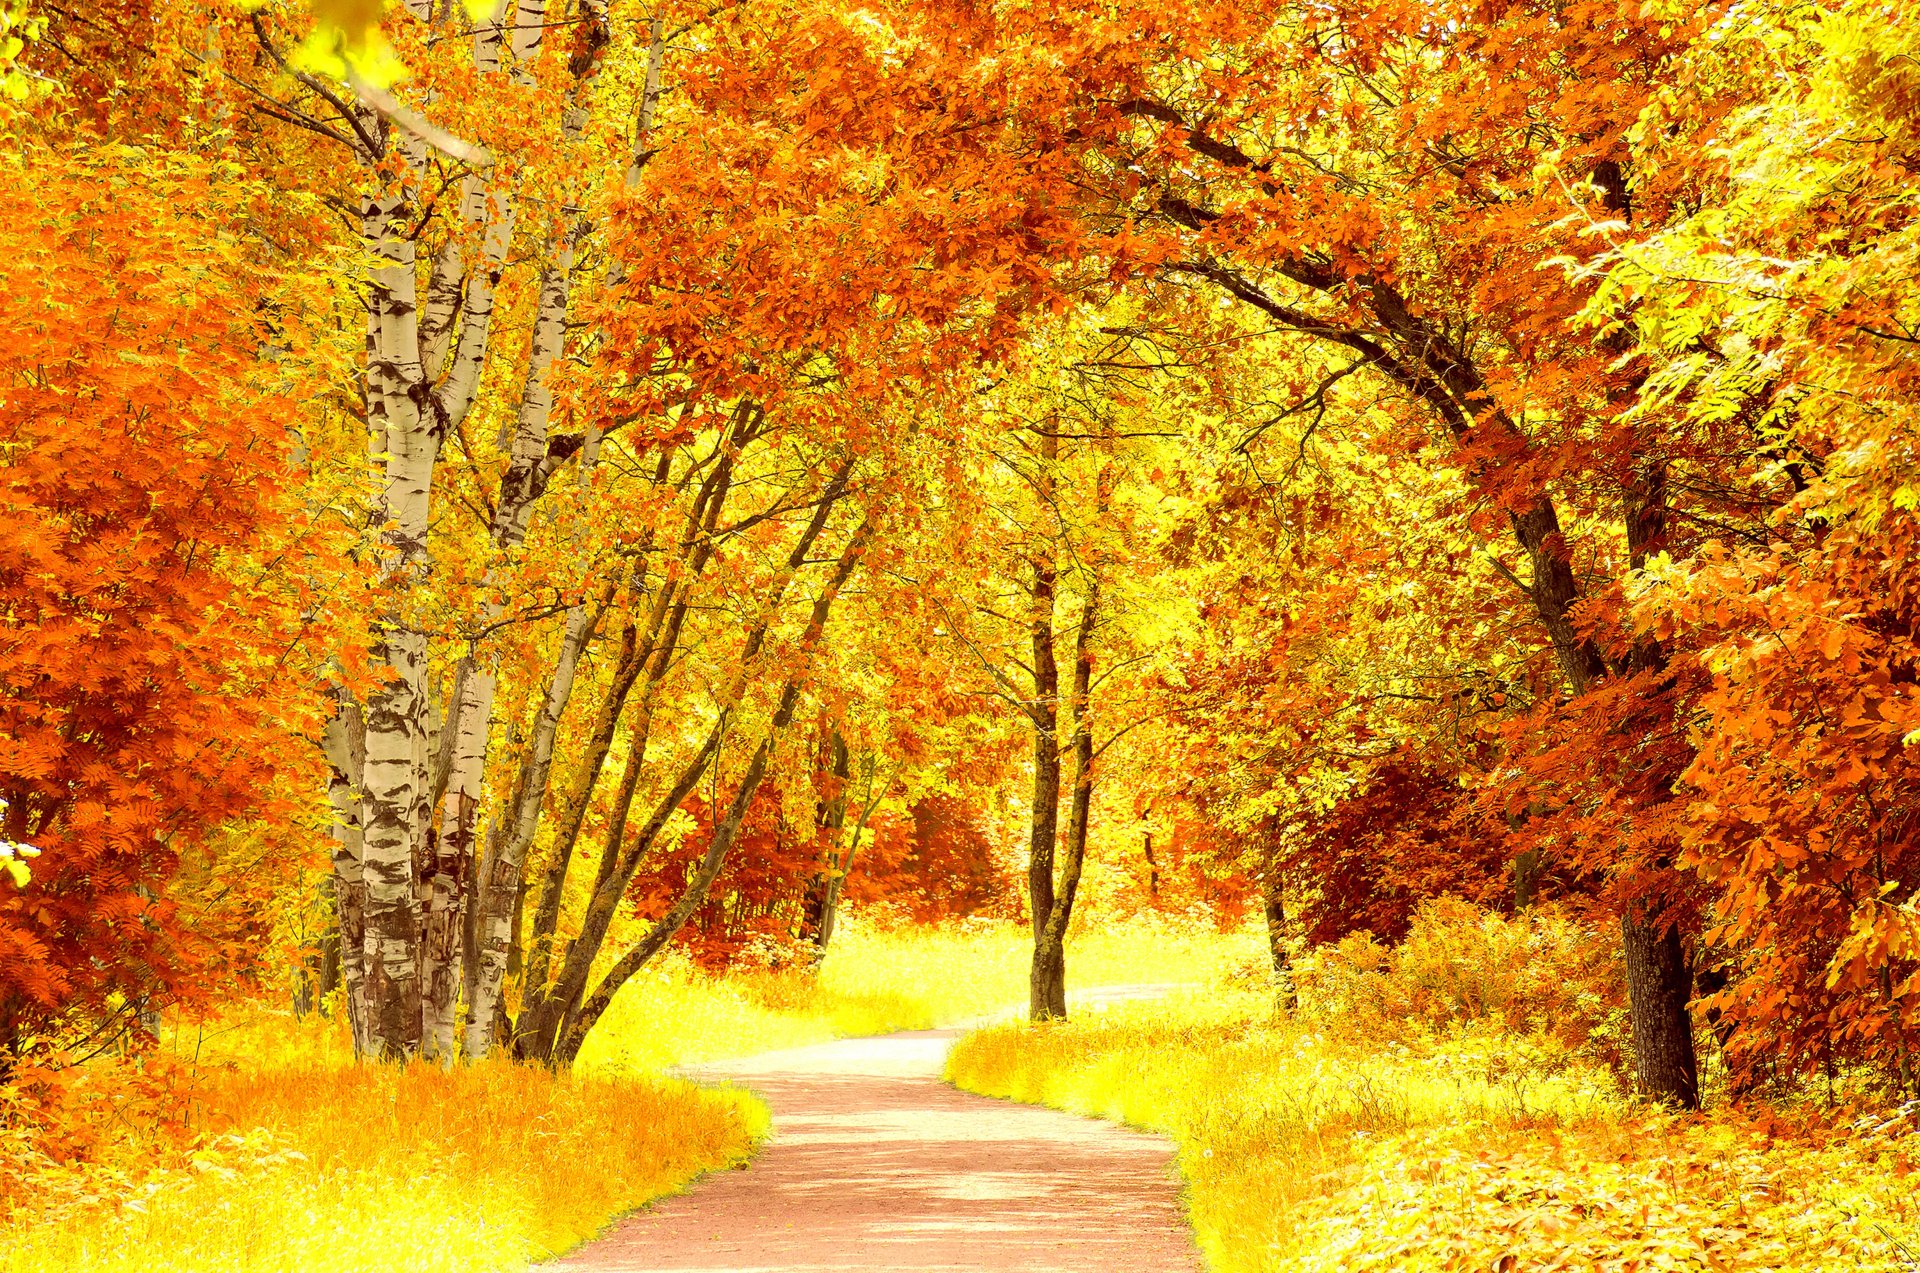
[[2, 0, 1916, 1110]]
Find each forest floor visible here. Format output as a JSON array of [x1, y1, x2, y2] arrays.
[[547, 985, 1202, 1273]]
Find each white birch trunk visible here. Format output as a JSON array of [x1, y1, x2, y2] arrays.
[[345, 0, 545, 1064], [411, 13, 523, 1060], [358, 185, 436, 1059], [433, 239, 579, 1060], [445, 4, 624, 1057], [422, 659, 489, 1061], [458, 224, 590, 1056], [423, 178, 515, 430]]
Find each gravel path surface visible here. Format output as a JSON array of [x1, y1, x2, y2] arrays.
[[545, 986, 1201, 1273]]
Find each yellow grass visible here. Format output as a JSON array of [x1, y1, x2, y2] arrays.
[[3, 915, 1253, 1271], [2, 1058, 764, 1273], [948, 941, 1920, 1271]]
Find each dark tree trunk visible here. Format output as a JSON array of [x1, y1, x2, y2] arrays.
[[799, 727, 850, 959], [317, 930, 342, 1007], [1030, 941, 1066, 1020], [1033, 581, 1097, 1022], [293, 932, 343, 1019], [1025, 545, 1064, 1021], [797, 874, 830, 955], [1617, 459, 1698, 1109], [1622, 909, 1699, 1108], [1022, 427, 1066, 1021], [1260, 864, 1297, 1011], [816, 753, 886, 958], [1511, 847, 1545, 911], [540, 519, 871, 1068], [294, 884, 344, 1019], [1162, 149, 1699, 1108]]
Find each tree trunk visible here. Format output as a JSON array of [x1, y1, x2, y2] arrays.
[[1616, 458, 1698, 1108], [463, 585, 607, 1058], [817, 754, 887, 957], [519, 719, 727, 1061], [321, 690, 370, 1055], [518, 620, 644, 993], [294, 877, 343, 1020], [1143, 823, 1158, 902], [799, 727, 850, 958], [519, 438, 731, 1013], [1025, 554, 1062, 1022], [1030, 943, 1066, 1022], [317, 929, 342, 1008], [1622, 909, 1699, 1108], [1034, 583, 1097, 1021], [422, 657, 483, 1063], [452, 167, 611, 1057], [510, 443, 845, 1058], [318, 0, 543, 1063], [553, 694, 794, 1067], [545, 522, 873, 1067], [1512, 847, 1545, 911], [356, 181, 437, 1061], [1261, 863, 1298, 1011], [1182, 187, 1697, 1108]]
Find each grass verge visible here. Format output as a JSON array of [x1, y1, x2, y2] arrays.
[[948, 924, 1920, 1271], [2, 1058, 764, 1273]]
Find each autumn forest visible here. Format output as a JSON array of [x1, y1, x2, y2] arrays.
[[3, 0, 1920, 1267]]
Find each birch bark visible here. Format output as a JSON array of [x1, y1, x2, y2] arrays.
[[356, 176, 437, 1058], [427, 0, 637, 1061], [320, 691, 370, 1055], [326, 0, 544, 1060], [441, 316, 594, 1056], [455, 237, 603, 1057]]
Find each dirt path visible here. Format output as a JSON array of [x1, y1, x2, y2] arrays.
[[546, 986, 1202, 1273]]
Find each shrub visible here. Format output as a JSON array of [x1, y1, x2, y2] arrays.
[[1297, 898, 1630, 1073]]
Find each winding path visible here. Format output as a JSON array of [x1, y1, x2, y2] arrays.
[[546, 987, 1202, 1273]]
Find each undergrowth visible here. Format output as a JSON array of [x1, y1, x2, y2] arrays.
[[948, 901, 1920, 1272]]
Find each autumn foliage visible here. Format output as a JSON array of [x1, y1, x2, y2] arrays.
[[0, 138, 334, 1058], [631, 789, 1005, 968], [4, 0, 1920, 1155]]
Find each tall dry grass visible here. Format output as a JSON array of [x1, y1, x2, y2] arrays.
[[2, 1056, 763, 1273]]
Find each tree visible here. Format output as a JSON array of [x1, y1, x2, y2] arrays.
[[1585, 0, 1920, 1092], [0, 136, 341, 1060]]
